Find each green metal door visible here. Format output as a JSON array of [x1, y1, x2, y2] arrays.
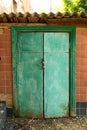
[[17, 32, 43, 118], [44, 33, 69, 117], [12, 26, 76, 118], [17, 31, 69, 118]]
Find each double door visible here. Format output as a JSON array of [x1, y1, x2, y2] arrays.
[[17, 32, 69, 118]]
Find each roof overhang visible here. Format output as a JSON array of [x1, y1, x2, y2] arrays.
[[0, 12, 87, 27]]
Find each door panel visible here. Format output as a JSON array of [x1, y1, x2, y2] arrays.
[[17, 32, 43, 118], [44, 33, 69, 117], [44, 33, 69, 52], [18, 32, 43, 52], [17, 32, 69, 118]]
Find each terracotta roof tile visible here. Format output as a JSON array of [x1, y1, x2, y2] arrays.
[[80, 12, 87, 18], [0, 12, 87, 23]]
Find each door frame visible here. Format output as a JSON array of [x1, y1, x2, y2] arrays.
[[11, 26, 76, 117]]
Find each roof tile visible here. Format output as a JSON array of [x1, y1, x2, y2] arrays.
[[0, 12, 87, 23]]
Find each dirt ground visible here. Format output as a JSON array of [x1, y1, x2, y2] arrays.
[[4, 116, 87, 130]]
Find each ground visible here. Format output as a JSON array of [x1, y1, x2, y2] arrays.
[[4, 116, 87, 130]]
